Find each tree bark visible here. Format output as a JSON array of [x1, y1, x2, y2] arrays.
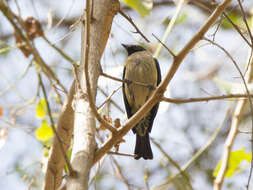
[[43, 82, 75, 190], [66, 0, 119, 189]]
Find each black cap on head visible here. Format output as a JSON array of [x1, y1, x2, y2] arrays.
[[122, 44, 146, 56]]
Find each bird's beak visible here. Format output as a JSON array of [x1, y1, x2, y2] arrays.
[[121, 44, 130, 50]]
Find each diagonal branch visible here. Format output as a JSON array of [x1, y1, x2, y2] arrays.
[[119, 10, 150, 43], [38, 73, 74, 175], [93, 0, 233, 165], [42, 82, 75, 190], [204, 37, 253, 190], [0, 1, 67, 94]]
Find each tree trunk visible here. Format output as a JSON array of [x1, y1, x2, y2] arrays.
[[66, 0, 119, 189]]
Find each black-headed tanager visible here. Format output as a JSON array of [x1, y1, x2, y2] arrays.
[[122, 44, 161, 160]]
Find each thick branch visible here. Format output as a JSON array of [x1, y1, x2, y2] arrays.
[[66, 0, 120, 189], [43, 82, 75, 190]]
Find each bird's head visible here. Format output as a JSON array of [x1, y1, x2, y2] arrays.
[[122, 44, 146, 56]]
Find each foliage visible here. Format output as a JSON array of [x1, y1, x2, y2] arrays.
[[121, 0, 153, 16], [213, 148, 252, 178]]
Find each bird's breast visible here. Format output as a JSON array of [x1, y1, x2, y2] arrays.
[[124, 51, 157, 113]]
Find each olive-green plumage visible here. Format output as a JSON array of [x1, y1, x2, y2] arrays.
[[122, 44, 161, 160]]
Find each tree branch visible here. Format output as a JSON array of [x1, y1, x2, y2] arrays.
[[66, 0, 120, 189], [119, 10, 150, 43], [93, 0, 233, 166], [162, 93, 253, 104], [43, 82, 75, 190]]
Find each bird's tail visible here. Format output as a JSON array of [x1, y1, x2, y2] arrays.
[[134, 133, 153, 160]]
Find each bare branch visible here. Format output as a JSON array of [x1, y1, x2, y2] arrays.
[[93, 0, 233, 166], [43, 82, 75, 190], [0, 2, 67, 94], [119, 10, 150, 43], [152, 33, 176, 58], [98, 87, 124, 113], [38, 73, 75, 175], [151, 138, 193, 190], [162, 93, 253, 104], [202, 37, 253, 190], [97, 86, 121, 110], [101, 72, 155, 89], [154, 104, 232, 190]]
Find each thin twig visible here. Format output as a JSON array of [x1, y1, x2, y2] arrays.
[[108, 151, 135, 158], [237, 0, 253, 46], [42, 36, 76, 65], [154, 0, 185, 58], [204, 38, 253, 189], [162, 93, 253, 104], [37, 72, 75, 176], [101, 72, 154, 89], [237, 1, 253, 188], [237, 0, 253, 78], [98, 87, 124, 113], [88, 156, 106, 187], [119, 10, 150, 43], [151, 138, 193, 190], [98, 86, 121, 110], [152, 33, 176, 58], [222, 13, 251, 47], [0, 2, 67, 94], [154, 104, 232, 190], [111, 156, 131, 190], [93, 0, 233, 166]]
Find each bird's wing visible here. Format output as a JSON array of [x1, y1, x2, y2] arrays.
[[154, 58, 161, 85], [148, 58, 161, 132], [122, 66, 132, 119]]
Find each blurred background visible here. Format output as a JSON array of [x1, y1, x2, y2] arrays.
[[1, 0, 253, 189]]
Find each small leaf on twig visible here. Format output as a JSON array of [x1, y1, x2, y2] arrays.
[[24, 16, 43, 39], [36, 120, 53, 142], [122, 0, 153, 17], [0, 128, 7, 149], [114, 118, 125, 152], [114, 118, 121, 128], [0, 107, 3, 117], [36, 99, 47, 119], [99, 115, 112, 131], [213, 147, 252, 178]]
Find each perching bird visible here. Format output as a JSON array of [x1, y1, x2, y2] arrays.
[[122, 44, 161, 160]]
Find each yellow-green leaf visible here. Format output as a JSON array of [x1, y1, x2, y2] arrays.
[[36, 120, 53, 142], [213, 77, 242, 94], [221, 13, 252, 30], [213, 148, 252, 178], [44, 148, 49, 157], [64, 150, 72, 173], [121, 0, 153, 17], [36, 99, 47, 119]]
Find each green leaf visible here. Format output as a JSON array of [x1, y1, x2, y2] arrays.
[[121, 0, 153, 17], [221, 12, 250, 30], [64, 150, 73, 173], [36, 120, 53, 142], [36, 99, 47, 119], [163, 13, 187, 28], [178, 13, 187, 24], [213, 77, 242, 94], [213, 148, 252, 178]]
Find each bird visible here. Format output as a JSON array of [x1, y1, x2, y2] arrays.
[[122, 44, 161, 160]]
